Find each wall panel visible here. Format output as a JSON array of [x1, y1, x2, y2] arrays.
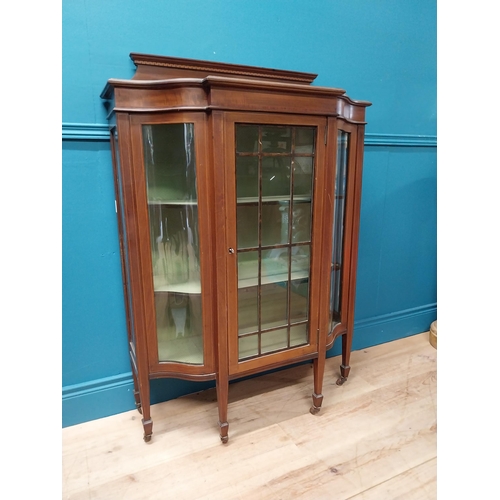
[[62, 0, 436, 426]]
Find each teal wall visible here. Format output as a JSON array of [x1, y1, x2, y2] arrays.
[[62, 0, 436, 427]]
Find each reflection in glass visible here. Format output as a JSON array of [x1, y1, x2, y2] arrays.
[[261, 248, 289, 283], [236, 156, 259, 199], [238, 287, 258, 335], [291, 245, 310, 275], [261, 283, 288, 328], [236, 125, 259, 153], [239, 334, 258, 359], [291, 202, 311, 243], [237, 204, 258, 249], [262, 126, 292, 153], [238, 251, 259, 282], [237, 251, 259, 334], [262, 157, 291, 197], [293, 157, 313, 197], [295, 127, 315, 154], [330, 130, 350, 332], [290, 323, 308, 347], [289, 278, 309, 323], [144, 124, 197, 202], [143, 123, 204, 364], [262, 203, 289, 247], [235, 124, 316, 360], [262, 328, 288, 353]]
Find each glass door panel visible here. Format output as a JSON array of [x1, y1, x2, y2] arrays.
[[142, 123, 204, 364], [330, 130, 350, 332], [235, 124, 316, 361], [291, 202, 312, 243]]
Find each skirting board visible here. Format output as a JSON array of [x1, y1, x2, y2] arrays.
[[327, 303, 437, 358], [62, 374, 216, 428], [62, 303, 437, 428], [62, 374, 136, 428]]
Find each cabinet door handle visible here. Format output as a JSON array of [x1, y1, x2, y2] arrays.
[[228, 248, 235, 254]]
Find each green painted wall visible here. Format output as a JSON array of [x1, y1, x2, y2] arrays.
[[62, 0, 436, 427]]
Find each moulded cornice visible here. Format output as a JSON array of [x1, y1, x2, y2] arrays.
[[129, 52, 318, 84]]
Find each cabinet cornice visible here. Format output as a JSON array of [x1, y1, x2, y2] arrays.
[[104, 76, 370, 123]]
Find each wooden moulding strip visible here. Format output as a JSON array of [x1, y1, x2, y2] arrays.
[[129, 52, 318, 84]]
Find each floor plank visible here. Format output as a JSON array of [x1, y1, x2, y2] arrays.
[[62, 332, 437, 499]]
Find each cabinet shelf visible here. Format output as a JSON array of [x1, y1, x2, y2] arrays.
[[237, 256, 309, 288], [238, 325, 309, 359], [237, 195, 311, 204], [238, 270, 308, 288], [153, 270, 309, 292], [158, 332, 203, 364], [148, 200, 198, 206], [153, 279, 202, 294]]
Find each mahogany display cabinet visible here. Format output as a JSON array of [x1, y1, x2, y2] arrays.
[[101, 53, 371, 443]]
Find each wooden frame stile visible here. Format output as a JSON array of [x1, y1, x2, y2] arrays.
[[321, 116, 340, 348], [310, 115, 338, 414], [301, 115, 329, 414], [211, 109, 231, 443], [341, 123, 367, 381], [335, 121, 359, 383], [110, 125, 142, 414], [321, 118, 365, 385], [114, 112, 153, 441], [198, 111, 219, 383], [129, 112, 217, 380]]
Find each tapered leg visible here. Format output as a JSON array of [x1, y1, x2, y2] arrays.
[[216, 373, 229, 443], [131, 369, 142, 414], [310, 355, 326, 414], [129, 348, 152, 441], [337, 331, 352, 386], [137, 371, 152, 442], [141, 391, 153, 442]]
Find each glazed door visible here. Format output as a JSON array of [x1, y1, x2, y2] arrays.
[[224, 113, 327, 375], [129, 113, 216, 375]]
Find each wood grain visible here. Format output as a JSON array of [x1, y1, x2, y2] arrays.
[[62, 332, 436, 499]]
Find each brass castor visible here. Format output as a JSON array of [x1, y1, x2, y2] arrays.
[[136, 403, 143, 415], [336, 376, 347, 386], [310, 405, 321, 415], [220, 435, 229, 444], [143, 433, 152, 443]]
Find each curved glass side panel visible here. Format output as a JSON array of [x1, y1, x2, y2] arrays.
[[330, 130, 350, 332], [112, 129, 137, 353], [142, 123, 203, 364], [235, 124, 316, 361]]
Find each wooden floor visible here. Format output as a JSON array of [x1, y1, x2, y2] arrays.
[[62, 332, 437, 499]]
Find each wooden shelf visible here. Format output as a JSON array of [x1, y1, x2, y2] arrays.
[[238, 325, 309, 359], [237, 195, 310, 204], [148, 200, 198, 206], [157, 331, 204, 364], [238, 270, 308, 288], [237, 257, 309, 288], [153, 279, 202, 294]]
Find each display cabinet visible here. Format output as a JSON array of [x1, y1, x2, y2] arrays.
[[101, 53, 370, 443]]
